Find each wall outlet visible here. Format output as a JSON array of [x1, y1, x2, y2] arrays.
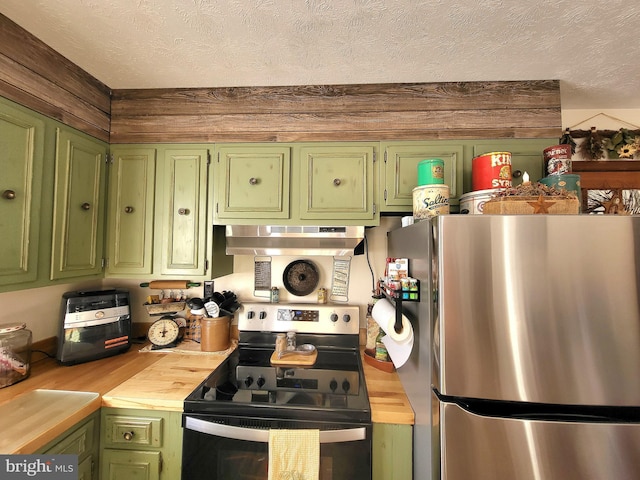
[[204, 281, 214, 299]]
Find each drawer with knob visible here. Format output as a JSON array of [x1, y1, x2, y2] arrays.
[[103, 414, 163, 448]]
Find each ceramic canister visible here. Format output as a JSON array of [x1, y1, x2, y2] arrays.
[[472, 152, 512, 190], [459, 188, 497, 214], [543, 144, 573, 176], [412, 184, 450, 220], [417, 158, 445, 186]]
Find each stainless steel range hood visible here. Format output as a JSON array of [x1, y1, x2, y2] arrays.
[[225, 225, 365, 256]]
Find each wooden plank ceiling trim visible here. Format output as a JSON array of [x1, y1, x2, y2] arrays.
[[110, 80, 561, 144], [0, 13, 111, 143]]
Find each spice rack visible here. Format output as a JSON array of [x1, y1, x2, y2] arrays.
[[379, 279, 420, 334]]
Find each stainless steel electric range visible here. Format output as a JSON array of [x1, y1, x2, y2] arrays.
[[182, 302, 372, 480]]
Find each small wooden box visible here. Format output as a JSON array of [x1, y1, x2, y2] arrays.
[[483, 196, 580, 215]]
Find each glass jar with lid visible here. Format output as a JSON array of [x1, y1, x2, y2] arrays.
[[0, 322, 32, 388]]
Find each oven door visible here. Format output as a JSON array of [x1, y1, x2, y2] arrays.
[[182, 414, 372, 480]]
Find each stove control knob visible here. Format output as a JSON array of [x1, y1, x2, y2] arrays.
[[244, 376, 254, 388], [343, 314, 351, 323], [330, 313, 338, 322], [342, 379, 351, 393], [257, 376, 265, 388], [329, 379, 338, 392], [259, 310, 267, 320], [247, 311, 255, 319]]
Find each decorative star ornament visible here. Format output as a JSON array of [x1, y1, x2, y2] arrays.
[[527, 195, 556, 214]]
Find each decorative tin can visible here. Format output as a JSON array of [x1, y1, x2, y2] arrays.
[[538, 174, 581, 210], [412, 184, 450, 220], [317, 287, 327, 304], [270, 286, 279, 303], [459, 188, 498, 214], [472, 152, 512, 190], [417, 158, 445, 185], [543, 144, 573, 175]]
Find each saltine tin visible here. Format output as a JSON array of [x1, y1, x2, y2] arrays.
[[412, 184, 450, 220]]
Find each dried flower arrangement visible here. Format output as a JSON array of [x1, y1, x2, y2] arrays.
[[561, 126, 640, 160]]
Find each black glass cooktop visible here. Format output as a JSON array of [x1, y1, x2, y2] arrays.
[[184, 346, 371, 423]]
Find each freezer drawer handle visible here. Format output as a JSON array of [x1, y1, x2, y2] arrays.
[[184, 416, 366, 443]]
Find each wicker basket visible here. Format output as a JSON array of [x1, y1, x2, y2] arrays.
[[483, 195, 579, 215]]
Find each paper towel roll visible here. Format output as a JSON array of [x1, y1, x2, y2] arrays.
[[371, 298, 412, 343], [371, 298, 414, 368]]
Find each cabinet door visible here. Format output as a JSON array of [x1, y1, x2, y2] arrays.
[[51, 128, 107, 280], [382, 143, 464, 211], [299, 144, 376, 221], [469, 139, 555, 190], [159, 148, 208, 275], [0, 101, 45, 286], [106, 147, 156, 275], [216, 145, 290, 220], [101, 450, 161, 480]]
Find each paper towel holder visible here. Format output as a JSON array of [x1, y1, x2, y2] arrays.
[[379, 279, 420, 333]]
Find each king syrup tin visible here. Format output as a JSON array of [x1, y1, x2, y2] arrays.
[[472, 152, 512, 190]]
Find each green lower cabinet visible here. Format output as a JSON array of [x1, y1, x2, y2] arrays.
[[372, 423, 413, 480], [37, 411, 100, 480], [100, 408, 182, 480], [101, 450, 161, 480]]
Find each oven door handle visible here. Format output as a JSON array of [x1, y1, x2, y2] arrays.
[[184, 416, 367, 443]]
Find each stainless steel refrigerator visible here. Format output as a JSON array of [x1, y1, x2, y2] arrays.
[[388, 215, 640, 480]]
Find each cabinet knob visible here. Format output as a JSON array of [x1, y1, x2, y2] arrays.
[[512, 170, 522, 178], [2, 190, 16, 200], [178, 208, 190, 215], [124, 206, 134, 214], [333, 178, 341, 186], [249, 177, 258, 185], [81, 202, 91, 210], [123, 431, 135, 441]]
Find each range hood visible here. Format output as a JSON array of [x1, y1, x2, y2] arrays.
[[225, 225, 365, 256]]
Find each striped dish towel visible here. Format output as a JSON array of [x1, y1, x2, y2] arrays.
[[268, 429, 320, 480]]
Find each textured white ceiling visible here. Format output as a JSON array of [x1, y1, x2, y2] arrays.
[[1, 0, 639, 109]]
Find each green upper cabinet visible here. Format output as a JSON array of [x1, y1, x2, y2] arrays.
[[157, 147, 209, 276], [106, 144, 231, 279], [51, 128, 107, 280], [0, 99, 45, 286], [468, 139, 556, 190], [380, 142, 464, 212], [215, 144, 291, 220], [106, 147, 156, 276], [298, 143, 378, 222]]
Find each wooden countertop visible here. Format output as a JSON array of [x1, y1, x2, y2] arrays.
[[361, 349, 415, 425], [0, 390, 100, 454], [0, 341, 413, 453]]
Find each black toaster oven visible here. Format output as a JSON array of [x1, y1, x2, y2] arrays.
[[57, 289, 132, 365]]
